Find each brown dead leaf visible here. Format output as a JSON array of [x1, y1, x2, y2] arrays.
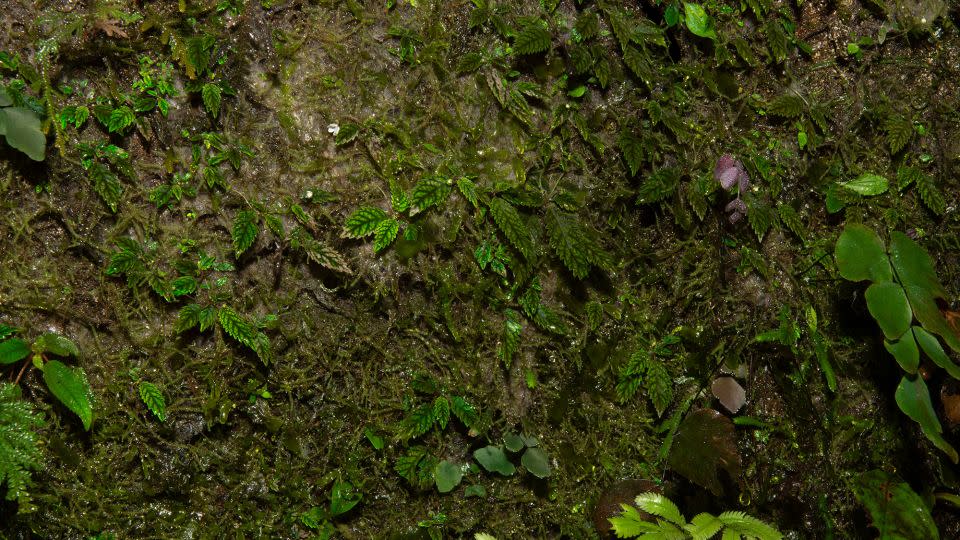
[[94, 19, 128, 39]]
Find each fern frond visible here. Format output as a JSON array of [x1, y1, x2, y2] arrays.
[[636, 168, 680, 204], [0, 382, 44, 506], [884, 115, 912, 154], [609, 504, 661, 538], [717, 511, 783, 540], [89, 162, 123, 213], [432, 396, 450, 430], [686, 513, 724, 540], [915, 170, 946, 216], [633, 492, 685, 527], [545, 208, 591, 279], [410, 176, 451, 215], [138, 381, 166, 422], [619, 128, 643, 177], [488, 198, 534, 261], [201, 83, 222, 118], [450, 395, 478, 428], [766, 94, 803, 118]]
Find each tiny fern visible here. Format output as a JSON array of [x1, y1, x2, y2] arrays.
[[0, 382, 44, 507], [610, 492, 782, 540], [217, 306, 272, 365], [488, 197, 535, 261], [232, 209, 259, 257], [513, 22, 551, 55]]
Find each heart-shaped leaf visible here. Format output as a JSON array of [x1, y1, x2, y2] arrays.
[[474, 445, 516, 476]]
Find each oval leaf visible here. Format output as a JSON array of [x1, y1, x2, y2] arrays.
[[473, 445, 516, 476], [840, 173, 889, 196], [683, 3, 717, 40], [884, 333, 919, 374], [865, 282, 912, 340], [43, 360, 94, 431], [520, 447, 551, 478], [914, 326, 960, 380], [34, 332, 80, 357], [0, 338, 31, 365], [1, 107, 45, 161], [434, 460, 463, 493], [834, 224, 892, 283]]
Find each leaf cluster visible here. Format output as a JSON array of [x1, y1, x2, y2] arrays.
[[610, 492, 782, 539]]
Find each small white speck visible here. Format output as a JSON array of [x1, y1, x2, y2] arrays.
[[327, 123, 340, 136], [305, 190, 313, 199]]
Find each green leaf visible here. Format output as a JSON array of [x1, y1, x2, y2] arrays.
[[914, 326, 960, 380], [852, 470, 940, 540], [329, 480, 361, 516], [334, 122, 360, 145], [636, 167, 680, 204], [520, 447, 551, 478], [668, 409, 740, 496], [716, 511, 783, 540], [839, 173, 889, 196], [0, 382, 44, 506], [450, 395, 478, 428], [402, 403, 436, 439], [34, 333, 80, 357], [232, 209, 259, 257], [343, 207, 387, 238], [885, 333, 920, 374], [89, 163, 123, 213], [865, 282, 912, 340], [889, 232, 960, 352], [488, 198, 534, 261], [474, 446, 516, 476], [895, 374, 958, 463], [834, 224, 892, 283], [619, 129, 643, 177], [545, 207, 591, 278], [410, 176, 451, 215], [175, 303, 202, 333], [389, 179, 410, 213], [107, 106, 135, 133], [610, 504, 660, 537], [633, 492, 685, 526], [914, 171, 946, 216], [503, 432, 525, 453], [0, 338, 30, 365], [0, 107, 45, 161], [432, 396, 450, 430], [42, 360, 94, 430], [885, 115, 913, 154], [138, 381, 166, 422], [686, 513, 724, 540], [201, 83, 222, 118], [767, 94, 804, 118], [218, 307, 271, 364], [373, 218, 400, 252], [683, 3, 717, 40], [457, 177, 480, 208], [513, 22, 551, 55], [434, 460, 463, 493], [645, 358, 673, 417]]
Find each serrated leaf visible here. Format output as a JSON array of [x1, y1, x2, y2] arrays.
[[546, 208, 591, 278], [767, 94, 804, 118], [457, 51, 484, 73], [450, 395, 478, 428], [747, 200, 776, 242], [474, 446, 516, 476], [915, 170, 945, 216], [232, 210, 259, 257], [43, 360, 93, 430], [885, 115, 913, 154], [107, 106, 135, 133], [373, 218, 400, 252], [777, 204, 806, 243], [634, 492, 685, 526], [175, 303, 202, 333], [513, 22, 551, 55], [403, 403, 436, 439], [432, 396, 450, 430], [687, 513, 724, 540], [636, 167, 680, 204], [488, 197, 534, 261], [645, 358, 673, 417], [335, 122, 360, 145], [389, 179, 410, 213], [89, 162, 123, 213], [457, 177, 480, 208], [343, 207, 388, 238], [619, 129, 643, 176], [218, 306, 269, 364], [410, 176, 451, 215], [0, 339, 30, 365], [0, 382, 44, 506], [138, 381, 166, 422], [201, 83, 222, 118]]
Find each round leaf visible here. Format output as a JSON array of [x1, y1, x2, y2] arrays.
[[520, 447, 551, 478], [473, 445, 516, 476], [865, 282, 912, 340], [434, 460, 463, 493], [503, 433, 525, 453], [42, 360, 94, 431], [834, 224, 892, 283]]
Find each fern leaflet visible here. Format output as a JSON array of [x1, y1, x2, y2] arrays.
[[343, 207, 387, 238], [884, 115, 912, 154], [232, 209, 259, 257], [0, 382, 44, 506], [513, 22, 551, 55], [488, 197, 534, 261], [410, 176, 451, 215], [138, 381, 166, 422], [201, 83, 222, 118]]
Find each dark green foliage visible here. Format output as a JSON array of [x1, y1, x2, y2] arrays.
[[232, 210, 259, 257], [488, 198, 534, 261], [636, 167, 680, 204], [0, 383, 44, 506], [619, 129, 643, 176], [89, 163, 123, 213], [0, 99, 45, 160], [410, 176, 451, 215], [42, 360, 93, 431], [767, 94, 804, 118], [513, 22, 551, 55], [218, 307, 272, 365], [202, 83, 222, 118], [884, 115, 913, 154], [545, 207, 609, 279], [852, 470, 939, 540], [334, 123, 360, 145], [107, 106, 135, 133]]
